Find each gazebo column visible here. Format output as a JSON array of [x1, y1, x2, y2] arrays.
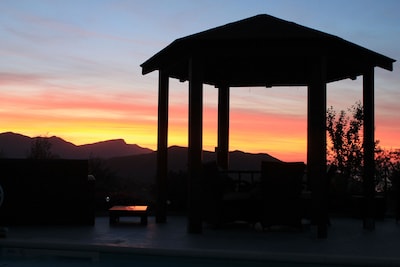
[[307, 57, 328, 239], [217, 85, 230, 170], [156, 70, 169, 223], [363, 67, 375, 230], [187, 57, 204, 233]]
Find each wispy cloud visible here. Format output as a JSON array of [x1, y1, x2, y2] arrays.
[[0, 72, 48, 86]]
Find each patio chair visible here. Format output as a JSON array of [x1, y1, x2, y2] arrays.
[[260, 161, 306, 229], [202, 161, 257, 227]]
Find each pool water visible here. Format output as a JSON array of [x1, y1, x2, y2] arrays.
[[1, 252, 358, 267]]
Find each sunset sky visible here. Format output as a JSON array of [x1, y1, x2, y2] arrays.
[[0, 0, 398, 162]]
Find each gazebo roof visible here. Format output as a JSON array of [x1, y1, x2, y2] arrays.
[[141, 14, 395, 87]]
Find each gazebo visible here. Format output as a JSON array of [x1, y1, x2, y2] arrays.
[[141, 14, 395, 238]]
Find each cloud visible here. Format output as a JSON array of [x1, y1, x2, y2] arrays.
[[0, 86, 157, 118], [0, 72, 48, 86]]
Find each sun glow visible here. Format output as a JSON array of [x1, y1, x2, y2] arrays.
[[2, 77, 398, 163]]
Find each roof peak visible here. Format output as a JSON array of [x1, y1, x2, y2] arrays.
[[179, 13, 321, 41], [141, 14, 395, 84]]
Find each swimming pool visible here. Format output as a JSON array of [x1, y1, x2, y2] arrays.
[[0, 248, 376, 267]]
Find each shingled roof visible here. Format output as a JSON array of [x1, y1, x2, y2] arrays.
[[141, 14, 395, 87]]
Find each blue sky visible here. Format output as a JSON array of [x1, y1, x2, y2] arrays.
[[0, 0, 399, 161]]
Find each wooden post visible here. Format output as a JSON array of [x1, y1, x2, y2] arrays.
[[156, 70, 169, 223], [187, 57, 203, 233], [363, 67, 375, 230], [217, 85, 230, 170], [307, 57, 328, 239]]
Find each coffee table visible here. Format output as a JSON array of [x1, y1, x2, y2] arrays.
[[109, 205, 148, 225]]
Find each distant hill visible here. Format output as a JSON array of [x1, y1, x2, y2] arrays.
[[0, 132, 282, 184], [105, 145, 281, 183], [0, 132, 152, 159]]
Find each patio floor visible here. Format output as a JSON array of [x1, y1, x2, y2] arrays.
[[0, 215, 400, 266]]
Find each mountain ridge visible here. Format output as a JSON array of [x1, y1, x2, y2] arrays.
[[0, 131, 152, 159], [105, 145, 281, 183], [0, 132, 282, 183]]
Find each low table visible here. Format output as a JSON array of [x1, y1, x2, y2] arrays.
[[109, 205, 148, 225]]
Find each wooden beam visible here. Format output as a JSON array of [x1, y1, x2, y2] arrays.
[[156, 70, 169, 223], [187, 57, 203, 233], [217, 85, 230, 170], [363, 67, 375, 230], [307, 57, 328, 239]]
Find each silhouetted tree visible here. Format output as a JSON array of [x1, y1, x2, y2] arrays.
[[327, 101, 363, 180], [327, 102, 400, 194], [27, 137, 58, 159], [375, 146, 400, 192]]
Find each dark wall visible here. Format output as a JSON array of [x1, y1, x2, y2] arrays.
[[0, 159, 94, 226]]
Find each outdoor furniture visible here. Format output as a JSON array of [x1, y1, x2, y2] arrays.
[[260, 161, 306, 229], [202, 161, 259, 227], [109, 205, 148, 225]]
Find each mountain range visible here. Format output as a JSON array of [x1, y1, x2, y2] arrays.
[[106, 145, 280, 182], [0, 131, 281, 183], [0, 132, 152, 159]]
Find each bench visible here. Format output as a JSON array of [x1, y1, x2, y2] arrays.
[[109, 205, 148, 225]]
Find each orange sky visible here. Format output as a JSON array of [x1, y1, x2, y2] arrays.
[[1, 81, 310, 161], [1, 77, 399, 163]]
